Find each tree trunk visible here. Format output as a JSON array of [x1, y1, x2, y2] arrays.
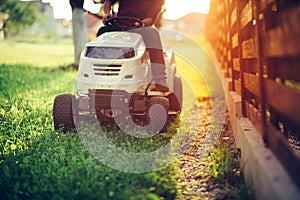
[[0, 13, 9, 40], [71, 7, 88, 70]]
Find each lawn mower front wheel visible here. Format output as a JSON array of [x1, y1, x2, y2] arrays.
[[53, 94, 76, 133]]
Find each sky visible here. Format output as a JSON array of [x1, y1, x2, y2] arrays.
[[42, 0, 211, 20]]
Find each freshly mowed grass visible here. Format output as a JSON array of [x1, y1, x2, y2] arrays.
[[0, 39, 185, 199]]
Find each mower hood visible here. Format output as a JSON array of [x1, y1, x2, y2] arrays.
[[89, 32, 143, 49]]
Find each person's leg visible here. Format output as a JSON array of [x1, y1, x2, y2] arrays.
[[130, 27, 168, 91], [97, 26, 108, 36]]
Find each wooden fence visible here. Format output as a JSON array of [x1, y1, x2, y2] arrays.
[[206, 0, 300, 188]]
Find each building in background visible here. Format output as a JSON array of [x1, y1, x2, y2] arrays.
[[20, 1, 207, 40], [162, 12, 207, 36], [21, 1, 72, 38]]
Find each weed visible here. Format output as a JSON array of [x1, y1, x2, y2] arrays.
[[204, 132, 255, 199], [209, 142, 233, 181]]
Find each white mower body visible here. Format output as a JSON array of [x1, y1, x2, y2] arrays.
[[53, 31, 182, 132], [76, 32, 176, 95]]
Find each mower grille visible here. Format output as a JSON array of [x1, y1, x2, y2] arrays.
[[90, 90, 128, 109], [92, 64, 122, 76]]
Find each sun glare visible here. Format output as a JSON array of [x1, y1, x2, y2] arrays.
[[163, 0, 211, 20]]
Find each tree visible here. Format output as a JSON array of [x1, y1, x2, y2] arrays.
[[69, 0, 88, 70], [0, 0, 39, 38]]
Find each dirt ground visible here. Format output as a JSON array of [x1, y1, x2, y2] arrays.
[[175, 99, 254, 200]]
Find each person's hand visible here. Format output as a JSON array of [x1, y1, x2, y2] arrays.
[[141, 18, 153, 27], [102, 13, 112, 25], [134, 21, 145, 27]]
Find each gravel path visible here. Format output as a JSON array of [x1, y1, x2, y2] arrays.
[[175, 99, 251, 200]]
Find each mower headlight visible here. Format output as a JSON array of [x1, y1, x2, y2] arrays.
[[86, 47, 135, 59]]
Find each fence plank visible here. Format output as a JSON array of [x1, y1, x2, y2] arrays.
[[232, 33, 238, 48], [231, 7, 237, 26], [233, 58, 240, 71], [240, 0, 253, 28], [263, 5, 300, 57], [265, 79, 300, 130], [260, 0, 276, 12], [242, 38, 256, 59], [267, 124, 300, 188], [244, 72, 260, 96], [267, 57, 300, 82]]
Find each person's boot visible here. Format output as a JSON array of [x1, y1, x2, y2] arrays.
[[154, 78, 169, 92], [151, 63, 168, 92]]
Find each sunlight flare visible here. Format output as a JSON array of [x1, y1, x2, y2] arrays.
[[163, 0, 211, 20]]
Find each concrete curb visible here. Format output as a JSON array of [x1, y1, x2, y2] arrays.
[[219, 68, 300, 200]]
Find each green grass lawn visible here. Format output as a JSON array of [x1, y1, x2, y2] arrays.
[[0, 38, 177, 200], [0, 38, 74, 67], [0, 38, 209, 199]]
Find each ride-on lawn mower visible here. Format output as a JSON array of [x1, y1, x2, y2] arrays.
[[53, 17, 182, 134]]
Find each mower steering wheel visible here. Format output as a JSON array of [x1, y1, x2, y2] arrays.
[[106, 17, 144, 30]]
